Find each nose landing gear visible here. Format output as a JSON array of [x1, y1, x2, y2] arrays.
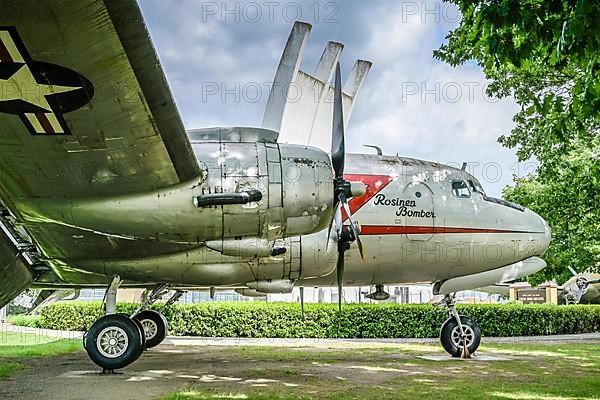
[[438, 294, 481, 358]]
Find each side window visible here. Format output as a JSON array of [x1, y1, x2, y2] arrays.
[[468, 180, 476, 192], [452, 180, 471, 198], [468, 179, 486, 195]]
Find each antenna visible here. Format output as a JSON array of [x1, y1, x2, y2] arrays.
[[364, 145, 383, 156]]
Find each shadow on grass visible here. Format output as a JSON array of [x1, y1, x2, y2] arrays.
[[0, 332, 82, 380]]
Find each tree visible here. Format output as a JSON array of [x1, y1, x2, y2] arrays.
[[435, 0, 600, 283], [435, 0, 599, 165], [503, 139, 599, 285]]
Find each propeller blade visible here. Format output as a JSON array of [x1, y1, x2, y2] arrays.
[[300, 287, 305, 319], [334, 203, 343, 233], [355, 234, 366, 260], [568, 266, 578, 277], [331, 62, 345, 179], [340, 193, 366, 260], [575, 287, 586, 303], [326, 203, 342, 252], [336, 247, 345, 313]]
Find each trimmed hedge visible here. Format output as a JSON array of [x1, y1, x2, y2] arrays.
[[7, 314, 42, 328], [37, 302, 600, 338]]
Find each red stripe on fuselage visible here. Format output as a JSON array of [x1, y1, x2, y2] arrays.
[[359, 225, 543, 235]]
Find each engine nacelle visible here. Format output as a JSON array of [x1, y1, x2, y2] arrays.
[[191, 128, 334, 240], [246, 279, 294, 294], [21, 127, 334, 243]]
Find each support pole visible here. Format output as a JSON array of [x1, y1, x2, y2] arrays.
[[299, 287, 305, 319]]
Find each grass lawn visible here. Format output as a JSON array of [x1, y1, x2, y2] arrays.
[[163, 341, 600, 400], [0, 331, 81, 380], [0, 362, 24, 379]]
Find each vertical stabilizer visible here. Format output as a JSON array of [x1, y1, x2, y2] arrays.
[[262, 22, 372, 152], [262, 22, 311, 131]]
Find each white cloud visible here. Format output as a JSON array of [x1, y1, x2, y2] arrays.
[[140, 1, 524, 197]]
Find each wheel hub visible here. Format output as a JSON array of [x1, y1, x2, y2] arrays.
[[97, 326, 129, 359], [140, 318, 158, 340], [450, 325, 475, 348]]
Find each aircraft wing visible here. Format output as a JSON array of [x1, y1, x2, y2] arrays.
[[0, 0, 200, 214]]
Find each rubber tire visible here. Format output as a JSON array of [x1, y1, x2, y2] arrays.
[[132, 310, 168, 349], [440, 315, 481, 357], [129, 316, 147, 354], [112, 313, 147, 351], [84, 314, 143, 370]]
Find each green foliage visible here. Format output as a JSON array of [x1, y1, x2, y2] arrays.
[[7, 289, 38, 315], [39, 302, 137, 331], [436, 0, 600, 282], [6, 303, 28, 316], [435, 0, 600, 164], [39, 302, 600, 338], [0, 332, 81, 358], [504, 139, 600, 284], [6, 315, 42, 328]]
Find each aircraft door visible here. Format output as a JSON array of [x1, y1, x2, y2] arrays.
[[401, 182, 435, 241]]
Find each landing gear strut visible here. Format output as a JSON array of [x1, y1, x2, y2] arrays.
[[438, 294, 481, 358], [131, 285, 175, 349], [84, 276, 144, 371], [84, 279, 177, 371]]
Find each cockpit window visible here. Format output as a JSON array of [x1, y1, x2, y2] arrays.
[[452, 180, 471, 198], [468, 180, 486, 195]]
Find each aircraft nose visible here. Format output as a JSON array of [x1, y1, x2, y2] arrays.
[[530, 209, 551, 255], [542, 218, 552, 253]]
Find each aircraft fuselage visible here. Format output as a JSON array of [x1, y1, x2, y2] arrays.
[[45, 144, 550, 291]]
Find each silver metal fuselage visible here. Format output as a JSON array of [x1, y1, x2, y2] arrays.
[[33, 135, 550, 290]]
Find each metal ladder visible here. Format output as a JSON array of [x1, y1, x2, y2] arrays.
[[0, 207, 49, 273]]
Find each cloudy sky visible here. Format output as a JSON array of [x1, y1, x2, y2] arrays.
[[138, 0, 533, 197]]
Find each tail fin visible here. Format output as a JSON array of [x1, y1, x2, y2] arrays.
[[262, 22, 372, 151]]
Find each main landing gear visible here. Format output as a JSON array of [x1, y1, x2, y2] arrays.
[[132, 310, 168, 349], [438, 294, 481, 358], [85, 313, 144, 372], [83, 278, 178, 372]]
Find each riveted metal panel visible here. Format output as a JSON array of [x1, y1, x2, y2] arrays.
[[265, 144, 284, 209], [287, 236, 302, 280], [222, 143, 259, 178]]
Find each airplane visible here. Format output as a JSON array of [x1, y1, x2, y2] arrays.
[[479, 267, 600, 305], [560, 268, 600, 304], [0, 0, 551, 371]]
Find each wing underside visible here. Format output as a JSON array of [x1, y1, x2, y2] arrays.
[[0, 0, 200, 208]]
